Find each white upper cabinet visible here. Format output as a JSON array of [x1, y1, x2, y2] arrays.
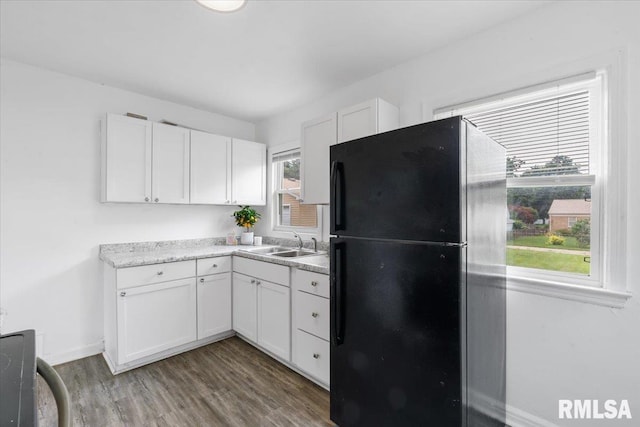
[[103, 114, 266, 206], [231, 138, 266, 206], [190, 130, 232, 204], [300, 113, 337, 205], [102, 114, 152, 203], [301, 98, 399, 204], [152, 123, 190, 204], [337, 98, 399, 143]]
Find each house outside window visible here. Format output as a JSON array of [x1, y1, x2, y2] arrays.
[[435, 71, 614, 292], [272, 148, 321, 235]]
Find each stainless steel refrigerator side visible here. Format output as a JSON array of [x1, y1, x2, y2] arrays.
[[464, 121, 508, 425], [459, 122, 469, 427]]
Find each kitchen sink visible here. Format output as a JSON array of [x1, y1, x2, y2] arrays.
[[270, 249, 319, 258], [242, 246, 292, 254]]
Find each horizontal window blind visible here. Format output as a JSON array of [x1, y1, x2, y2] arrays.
[[272, 149, 300, 163], [466, 90, 590, 177]]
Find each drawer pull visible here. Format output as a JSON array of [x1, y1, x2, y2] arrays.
[[311, 312, 319, 318], [251, 279, 256, 284], [120, 292, 126, 297], [311, 281, 318, 287], [156, 271, 164, 276], [256, 281, 261, 285], [212, 264, 218, 268], [200, 278, 205, 283], [313, 353, 320, 359]]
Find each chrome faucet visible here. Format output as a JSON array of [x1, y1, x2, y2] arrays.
[[311, 237, 318, 252], [293, 231, 303, 249]]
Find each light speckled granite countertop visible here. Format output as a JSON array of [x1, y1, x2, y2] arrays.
[[100, 237, 329, 275]]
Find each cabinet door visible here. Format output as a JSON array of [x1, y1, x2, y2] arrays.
[[337, 99, 378, 144], [300, 112, 337, 205], [231, 138, 266, 205], [152, 123, 190, 204], [103, 114, 152, 203], [232, 273, 257, 342], [197, 273, 232, 340], [116, 278, 197, 364], [190, 131, 231, 205], [257, 280, 291, 361]]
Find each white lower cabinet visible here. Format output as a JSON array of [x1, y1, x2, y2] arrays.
[[117, 278, 197, 364], [292, 269, 330, 386], [257, 280, 291, 359], [197, 272, 232, 340], [232, 272, 258, 342], [104, 257, 233, 374], [232, 272, 291, 361], [295, 329, 330, 385], [232, 257, 291, 361]]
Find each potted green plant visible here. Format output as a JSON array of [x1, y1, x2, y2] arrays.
[[232, 206, 261, 245]]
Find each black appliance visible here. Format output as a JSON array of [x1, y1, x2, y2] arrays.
[[1, 330, 37, 426], [330, 116, 507, 426]]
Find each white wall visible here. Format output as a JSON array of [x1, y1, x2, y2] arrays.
[[0, 60, 255, 363], [256, 2, 640, 426]]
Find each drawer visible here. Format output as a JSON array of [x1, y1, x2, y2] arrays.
[[117, 260, 196, 290], [233, 257, 289, 287], [197, 256, 231, 276], [296, 292, 329, 340], [295, 269, 329, 298], [295, 329, 329, 385]]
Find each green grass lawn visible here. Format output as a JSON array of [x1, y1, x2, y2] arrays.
[[507, 248, 590, 274], [507, 235, 588, 251]]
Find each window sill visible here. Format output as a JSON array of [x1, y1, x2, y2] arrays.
[[507, 275, 631, 308]]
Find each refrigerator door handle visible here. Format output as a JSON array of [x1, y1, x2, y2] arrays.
[[330, 239, 345, 346], [330, 161, 344, 231]]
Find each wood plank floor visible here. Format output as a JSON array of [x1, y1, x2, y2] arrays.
[[37, 337, 333, 426]]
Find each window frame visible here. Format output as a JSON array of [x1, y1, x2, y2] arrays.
[[269, 143, 322, 238], [433, 64, 630, 307]]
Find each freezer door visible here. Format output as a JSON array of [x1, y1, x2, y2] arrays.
[[330, 117, 464, 243], [330, 237, 464, 427]]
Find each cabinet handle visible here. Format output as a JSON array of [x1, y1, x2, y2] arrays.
[[120, 291, 126, 297], [144, 197, 150, 202], [200, 278, 205, 283], [256, 281, 261, 285], [311, 312, 319, 318], [313, 353, 320, 359], [154, 198, 159, 202], [233, 200, 237, 204], [251, 279, 256, 284], [225, 200, 230, 204], [157, 271, 164, 276], [212, 264, 218, 268], [311, 281, 318, 287]]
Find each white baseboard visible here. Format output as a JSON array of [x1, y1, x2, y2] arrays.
[[468, 389, 558, 427], [42, 341, 105, 366], [506, 404, 559, 427]]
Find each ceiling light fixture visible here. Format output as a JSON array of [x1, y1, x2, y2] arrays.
[[195, 0, 246, 13]]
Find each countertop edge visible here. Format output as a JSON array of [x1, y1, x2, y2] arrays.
[[100, 247, 329, 275]]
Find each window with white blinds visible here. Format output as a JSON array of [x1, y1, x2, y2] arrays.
[[467, 91, 590, 177], [271, 148, 320, 232], [434, 72, 606, 289], [435, 72, 602, 182]]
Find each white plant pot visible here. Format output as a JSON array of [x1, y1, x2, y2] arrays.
[[240, 231, 254, 245]]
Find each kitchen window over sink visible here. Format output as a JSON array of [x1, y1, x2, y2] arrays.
[[435, 68, 630, 307], [271, 148, 322, 236]]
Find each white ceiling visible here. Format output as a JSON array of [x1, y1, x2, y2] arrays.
[[0, 0, 550, 122]]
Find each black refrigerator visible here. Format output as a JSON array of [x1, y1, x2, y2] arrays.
[[329, 116, 507, 427]]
